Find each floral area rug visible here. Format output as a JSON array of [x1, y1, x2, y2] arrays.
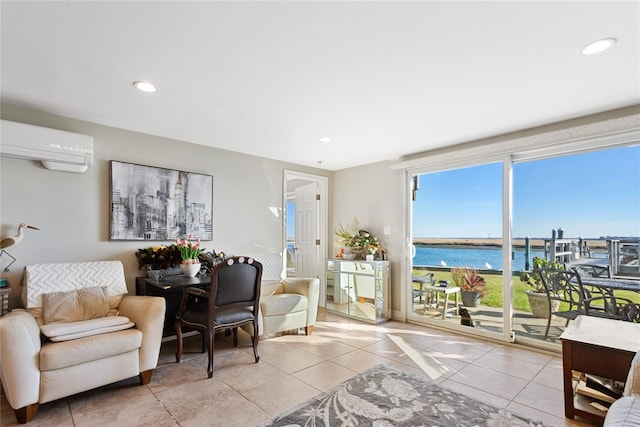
[[259, 364, 548, 427]]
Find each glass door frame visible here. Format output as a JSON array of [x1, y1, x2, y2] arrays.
[[404, 156, 516, 345]]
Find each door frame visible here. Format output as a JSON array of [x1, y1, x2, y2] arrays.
[[284, 169, 329, 306]]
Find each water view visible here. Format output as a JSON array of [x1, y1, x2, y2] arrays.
[[413, 246, 545, 271]]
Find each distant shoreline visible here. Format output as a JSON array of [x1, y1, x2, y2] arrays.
[[413, 238, 608, 250]]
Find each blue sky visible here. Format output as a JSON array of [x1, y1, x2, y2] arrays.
[[412, 145, 640, 239], [287, 202, 295, 239]]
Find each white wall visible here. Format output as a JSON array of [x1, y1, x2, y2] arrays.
[[331, 162, 405, 318], [0, 105, 329, 307]]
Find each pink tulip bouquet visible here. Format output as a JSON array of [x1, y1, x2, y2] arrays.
[[175, 235, 205, 264]]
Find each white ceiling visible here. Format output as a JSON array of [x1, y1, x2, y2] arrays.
[[2, 1, 639, 171]]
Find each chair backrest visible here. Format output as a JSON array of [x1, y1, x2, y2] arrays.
[[571, 264, 611, 279], [575, 271, 640, 321], [537, 267, 583, 306], [242, 252, 283, 282], [209, 256, 262, 314], [618, 303, 640, 322], [22, 261, 128, 309]]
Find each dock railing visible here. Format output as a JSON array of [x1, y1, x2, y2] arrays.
[[541, 236, 638, 278], [608, 239, 640, 277]]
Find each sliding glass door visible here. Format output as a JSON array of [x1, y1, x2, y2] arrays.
[[406, 143, 639, 347], [408, 163, 505, 337], [511, 146, 640, 343]]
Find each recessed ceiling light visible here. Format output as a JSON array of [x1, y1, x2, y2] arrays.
[[580, 38, 616, 55], [319, 137, 331, 143], [133, 81, 158, 93]]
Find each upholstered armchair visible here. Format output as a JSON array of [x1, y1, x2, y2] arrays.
[[0, 261, 165, 424], [241, 253, 319, 337], [259, 277, 320, 336]]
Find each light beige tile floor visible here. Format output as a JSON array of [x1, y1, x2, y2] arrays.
[[0, 309, 595, 427]]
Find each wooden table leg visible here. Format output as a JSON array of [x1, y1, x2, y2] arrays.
[[561, 340, 575, 419]]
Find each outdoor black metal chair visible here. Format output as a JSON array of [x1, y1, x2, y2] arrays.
[[618, 303, 640, 322], [571, 264, 611, 279], [412, 273, 434, 304], [568, 266, 610, 313], [580, 283, 640, 322], [537, 267, 586, 339], [175, 256, 262, 378]]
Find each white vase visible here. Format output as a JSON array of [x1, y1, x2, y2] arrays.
[[180, 262, 200, 277], [365, 254, 374, 261]]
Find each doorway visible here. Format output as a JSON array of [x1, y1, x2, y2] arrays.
[[284, 170, 329, 305]]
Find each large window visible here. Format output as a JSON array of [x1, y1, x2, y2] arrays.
[[511, 146, 640, 341], [407, 143, 639, 348]]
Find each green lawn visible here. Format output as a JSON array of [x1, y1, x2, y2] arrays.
[[412, 269, 640, 312]]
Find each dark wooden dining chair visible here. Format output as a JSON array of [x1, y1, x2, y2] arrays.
[[537, 267, 586, 339], [175, 256, 262, 378]]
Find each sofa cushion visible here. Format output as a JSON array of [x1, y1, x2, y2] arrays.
[[262, 281, 284, 296], [604, 396, 640, 426], [624, 351, 640, 396], [39, 327, 142, 371], [42, 286, 111, 324], [260, 293, 307, 317], [40, 316, 134, 342]]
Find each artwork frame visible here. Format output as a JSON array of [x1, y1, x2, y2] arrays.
[[110, 160, 213, 241]]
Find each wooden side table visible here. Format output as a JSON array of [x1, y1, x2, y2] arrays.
[[560, 315, 640, 423], [0, 287, 10, 316]]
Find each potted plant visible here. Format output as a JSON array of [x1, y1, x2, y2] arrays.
[[334, 223, 382, 260], [351, 230, 381, 260], [175, 235, 206, 277], [519, 256, 562, 318], [136, 244, 182, 272], [451, 267, 488, 307]]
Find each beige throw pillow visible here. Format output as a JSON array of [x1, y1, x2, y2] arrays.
[[42, 286, 110, 324]]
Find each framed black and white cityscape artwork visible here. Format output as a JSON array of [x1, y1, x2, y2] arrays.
[[110, 161, 213, 241]]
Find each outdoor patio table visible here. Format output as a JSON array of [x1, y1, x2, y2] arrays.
[[579, 277, 640, 293]]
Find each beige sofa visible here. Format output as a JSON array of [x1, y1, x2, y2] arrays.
[[243, 253, 319, 337], [604, 350, 640, 426], [0, 261, 165, 424]]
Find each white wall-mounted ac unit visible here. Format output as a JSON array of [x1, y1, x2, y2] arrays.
[[0, 119, 93, 173]]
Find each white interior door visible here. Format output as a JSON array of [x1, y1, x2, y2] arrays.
[[295, 182, 318, 278]]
